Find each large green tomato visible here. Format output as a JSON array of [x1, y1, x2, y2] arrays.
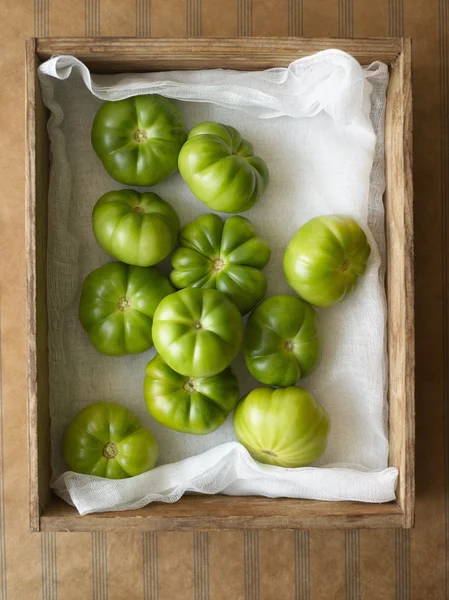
[[244, 295, 321, 386], [178, 122, 269, 213], [63, 402, 159, 478], [91, 94, 186, 186], [283, 215, 371, 307], [143, 354, 239, 434], [152, 288, 243, 377], [92, 190, 180, 267], [233, 386, 330, 467], [79, 262, 174, 356], [170, 213, 270, 315]]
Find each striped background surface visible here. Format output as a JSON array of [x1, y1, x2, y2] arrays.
[[0, 0, 446, 597]]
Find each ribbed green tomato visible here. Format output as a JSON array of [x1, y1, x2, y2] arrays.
[[92, 190, 180, 267], [143, 354, 239, 434], [63, 402, 159, 478], [78, 262, 174, 356], [91, 94, 186, 186], [283, 215, 371, 308], [233, 386, 330, 467], [170, 213, 270, 315], [178, 122, 269, 213], [152, 288, 243, 378], [244, 295, 321, 386]]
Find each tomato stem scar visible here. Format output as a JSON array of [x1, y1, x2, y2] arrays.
[[103, 442, 118, 459], [133, 128, 148, 143], [183, 378, 197, 393], [117, 296, 132, 311]]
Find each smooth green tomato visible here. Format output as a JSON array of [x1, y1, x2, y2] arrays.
[[283, 215, 371, 307], [78, 262, 174, 356], [152, 288, 243, 378], [144, 354, 239, 434], [233, 386, 330, 468], [244, 295, 321, 386], [91, 94, 186, 186], [178, 121, 269, 213], [92, 190, 180, 267]]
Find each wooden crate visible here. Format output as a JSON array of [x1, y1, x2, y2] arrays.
[[25, 37, 414, 531]]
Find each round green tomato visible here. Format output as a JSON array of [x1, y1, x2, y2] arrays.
[[233, 386, 330, 467], [152, 288, 243, 378], [283, 215, 371, 308], [79, 262, 174, 356], [91, 94, 186, 186], [144, 354, 239, 434], [170, 213, 270, 315], [244, 295, 321, 386], [178, 122, 269, 213], [92, 190, 180, 267], [63, 402, 159, 478]]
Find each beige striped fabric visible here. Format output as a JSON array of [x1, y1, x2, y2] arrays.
[[0, 0, 446, 598]]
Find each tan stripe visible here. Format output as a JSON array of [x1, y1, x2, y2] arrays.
[[357, 531, 395, 600], [157, 533, 194, 600], [150, 0, 186, 35], [0, 312, 7, 600], [259, 532, 295, 599], [107, 532, 143, 600], [0, 4, 42, 600], [310, 532, 345, 597], [50, 0, 85, 34], [406, 0, 446, 597], [53, 534, 91, 600], [353, 0, 388, 43], [302, 0, 338, 37], [201, 0, 237, 35], [208, 532, 244, 600], [251, 0, 288, 36], [101, 0, 136, 35]]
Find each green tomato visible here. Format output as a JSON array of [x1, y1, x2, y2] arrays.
[[152, 288, 243, 378], [244, 295, 321, 386], [143, 353, 239, 434], [283, 215, 371, 308], [233, 386, 330, 467], [170, 213, 270, 315], [91, 95, 187, 186], [63, 402, 159, 478], [79, 262, 174, 356], [92, 190, 180, 267], [178, 122, 269, 213]]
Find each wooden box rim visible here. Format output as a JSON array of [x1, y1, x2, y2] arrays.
[[26, 36, 414, 532]]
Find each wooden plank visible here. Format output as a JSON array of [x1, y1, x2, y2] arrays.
[[26, 38, 51, 532], [35, 37, 403, 71], [384, 39, 415, 528], [39, 497, 404, 531]]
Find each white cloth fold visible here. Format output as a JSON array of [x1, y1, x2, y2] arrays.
[[38, 50, 396, 515]]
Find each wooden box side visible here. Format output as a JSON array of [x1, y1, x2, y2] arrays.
[[27, 37, 414, 530], [26, 38, 51, 532], [384, 39, 415, 527]]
